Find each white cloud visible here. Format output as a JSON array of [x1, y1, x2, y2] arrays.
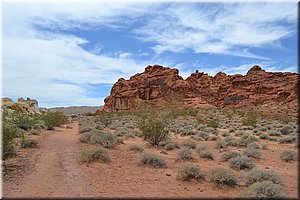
[[133, 3, 297, 58]]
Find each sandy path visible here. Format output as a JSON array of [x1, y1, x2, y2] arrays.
[[3, 121, 92, 197]]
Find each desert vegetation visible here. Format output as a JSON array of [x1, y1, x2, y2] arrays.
[[73, 106, 298, 197], [3, 105, 298, 198]]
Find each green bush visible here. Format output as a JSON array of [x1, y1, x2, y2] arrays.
[[2, 126, 17, 160], [177, 163, 204, 181], [20, 139, 38, 148], [95, 113, 113, 127], [12, 111, 37, 131], [164, 142, 180, 150], [242, 112, 259, 127], [207, 118, 219, 128], [138, 151, 166, 168], [208, 167, 237, 187], [242, 168, 281, 186], [42, 111, 67, 130], [80, 147, 110, 163], [229, 155, 255, 169], [280, 150, 296, 162], [138, 115, 169, 146], [198, 149, 214, 160], [240, 181, 284, 198]]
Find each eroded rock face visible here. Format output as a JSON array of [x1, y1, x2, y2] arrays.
[[103, 65, 298, 115]]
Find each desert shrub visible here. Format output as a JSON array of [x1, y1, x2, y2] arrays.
[[79, 132, 92, 143], [79, 126, 92, 134], [280, 150, 296, 162], [2, 126, 17, 160], [242, 112, 259, 127], [80, 147, 110, 163], [42, 111, 67, 130], [229, 155, 255, 169], [237, 134, 258, 147], [177, 163, 204, 181], [278, 136, 296, 144], [242, 168, 281, 186], [89, 132, 116, 148], [221, 151, 241, 161], [138, 151, 166, 168], [164, 142, 180, 150], [198, 149, 214, 160], [208, 167, 237, 187], [269, 130, 281, 137], [139, 115, 169, 146], [193, 131, 210, 140], [222, 132, 230, 137], [195, 144, 208, 152], [216, 138, 226, 149], [115, 127, 128, 136], [181, 139, 197, 149], [229, 127, 236, 133], [279, 126, 293, 135], [29, 129, 40, 135], [176, 147, 194, 161], [207, 118, 219, 128], [259, 133, 270, 139], [20, 139, 38, 148], [240, 181, 284, 198], [11, 111, 37, 131], [247, 142, 260, 149], [95, 113, 113, 127], [95, 124, 105, 130], [243, 147, 262, 159], [224, 136, 238, 147], [128, 144, 144, 152]]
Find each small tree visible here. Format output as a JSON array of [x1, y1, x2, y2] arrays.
[[139, 114, 169, 146]]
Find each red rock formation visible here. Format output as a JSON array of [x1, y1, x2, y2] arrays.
[[103, 65, 298, 115]]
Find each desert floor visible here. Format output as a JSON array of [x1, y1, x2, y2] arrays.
[[3, 120, 298, 198]]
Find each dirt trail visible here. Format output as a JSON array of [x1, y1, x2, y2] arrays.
[[3, 121, 93, 197]]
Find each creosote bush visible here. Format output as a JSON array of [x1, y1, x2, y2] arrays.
[[80, 147, 110, 163], [139, 114, 169, 146], [240, 181, 284, 198], [177, 163, 204, 181], [208, 167, 237, 187], [242, 112, 259, 127], [242, 168, 281, 186], [42, 111, 67, 130], [280, 150, 296, 162], [2, 126, 17, 160], [138, 151, 166, 168]]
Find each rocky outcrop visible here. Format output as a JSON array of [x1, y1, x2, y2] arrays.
[[103, 65, 298, 115], [2, 97, 41, 114]]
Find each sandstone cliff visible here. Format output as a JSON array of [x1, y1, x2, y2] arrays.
[[103, 65, 298, 115]]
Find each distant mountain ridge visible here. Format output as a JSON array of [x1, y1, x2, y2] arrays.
[[103, 65, 298, 116], [46, 106, 102, 115]]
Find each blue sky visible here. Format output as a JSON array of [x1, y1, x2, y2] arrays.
[[2, 1, 297, 107]]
